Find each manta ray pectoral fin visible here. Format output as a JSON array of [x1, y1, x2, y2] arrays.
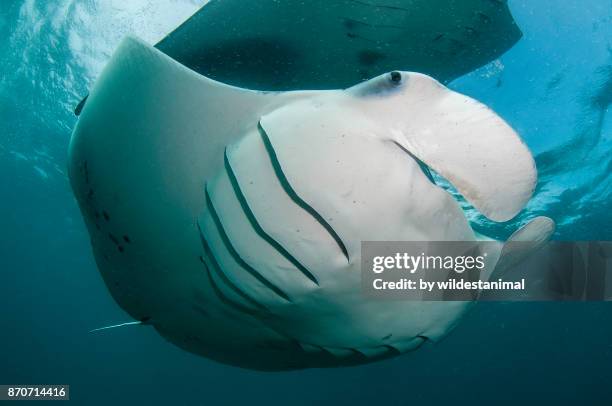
[[351, 72, 537, 222]]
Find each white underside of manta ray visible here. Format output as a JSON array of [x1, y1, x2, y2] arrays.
[[68, 36, 553, 371]]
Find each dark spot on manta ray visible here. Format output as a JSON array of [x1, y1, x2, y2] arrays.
[[358, 49, 386, 66], [123, 235, 131, 243], [108, 233, 119, 245], [117, 246, 124, 253], [383, 345, 401, 356], [343, 18, 357, 30], [103, 211, 110, 221]]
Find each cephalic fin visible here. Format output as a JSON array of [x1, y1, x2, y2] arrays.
[[489, 216, 556, 281]]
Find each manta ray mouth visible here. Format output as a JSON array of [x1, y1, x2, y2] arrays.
[[392, 140, 437, 185], [390, 138, 489, 237]]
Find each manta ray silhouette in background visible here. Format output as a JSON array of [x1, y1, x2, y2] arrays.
[[75, 0, 521, 114]]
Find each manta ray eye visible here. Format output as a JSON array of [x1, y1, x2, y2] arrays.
[[389, 71, 402, 84]]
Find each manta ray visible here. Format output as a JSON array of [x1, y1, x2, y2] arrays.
[[68, 35, 553, 370], [75, 0, 522, 114], [156, 0, 522, 89]]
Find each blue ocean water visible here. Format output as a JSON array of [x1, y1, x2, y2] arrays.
[[0, 0, 611, 404]]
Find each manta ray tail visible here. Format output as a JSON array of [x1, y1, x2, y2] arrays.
[[89, 318, 150, 333]]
